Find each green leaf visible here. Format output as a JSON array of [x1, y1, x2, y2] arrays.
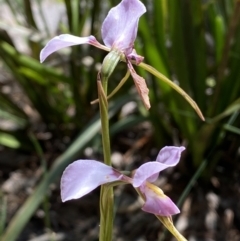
[[0, 133, 21, 149], [223, 124, 240, 135], [215, 15, 225, 63], [210, 98, 240, 122]]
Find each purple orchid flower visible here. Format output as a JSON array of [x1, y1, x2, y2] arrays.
[[40, 0, 150, 109], [61, 146, 185, 216]]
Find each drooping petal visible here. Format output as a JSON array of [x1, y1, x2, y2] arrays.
[[40, 34, 106, 63], [101, 0, 146, 54], [140, 183, 180, 216], [156, 146, 185, 166], [133, 146, 185, 187], [127, 60, 150, 109], [61, 160, 122, 202]]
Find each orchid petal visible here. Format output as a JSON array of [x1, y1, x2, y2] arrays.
[[101, 0, 146, 54], [133, 146, 185, 187], [61, 160, 122, 202], [127, 60, 150, 109], [140, 184, 180, 216], [40, 34, 99, 63], [127, 49, 144, 65], [156, 146, 185, 166], [133, 162, 169, 187]]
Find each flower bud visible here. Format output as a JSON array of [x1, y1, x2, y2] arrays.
[[101, 49, 122, 79]]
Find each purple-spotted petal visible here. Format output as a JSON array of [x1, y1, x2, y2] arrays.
[[156, 146, 185, 166], [40, 34, 98, 63], [61, 160, 122, 202], [140, 184, 180, 216], [101, 0, 146, 54], [133, 146, 185, 187]]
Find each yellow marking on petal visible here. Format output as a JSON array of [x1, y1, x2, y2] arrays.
[[145, 182, 165, 197]]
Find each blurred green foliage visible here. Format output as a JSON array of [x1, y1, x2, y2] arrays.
[[0, 0, 240, 240]]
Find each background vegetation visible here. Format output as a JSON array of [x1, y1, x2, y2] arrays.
[[0, 0, 240, 240]]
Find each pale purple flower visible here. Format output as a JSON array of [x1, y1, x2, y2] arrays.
[[61, 146, 185, 216], [40, 0, 150, 109]]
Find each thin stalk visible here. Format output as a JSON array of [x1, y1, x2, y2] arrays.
[[97, 75, 114, 241], [97, 77, 111, 165], [91, 70, 130, 105]]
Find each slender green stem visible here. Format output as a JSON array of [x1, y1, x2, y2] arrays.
[[91, 70, 130, 105], [97, 75, 114, 241], [98, 76, 111, 165], [97, 50, 121, 241]]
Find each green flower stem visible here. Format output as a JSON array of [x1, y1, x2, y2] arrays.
[[97, 50, 121, 241], [91, 70, 130, 105], [99, 183, 114, 241], [97, 77, 111, 166], [97, 76, 113, 241]]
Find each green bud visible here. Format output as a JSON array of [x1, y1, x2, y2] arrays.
[[101, 49, 121, 80]]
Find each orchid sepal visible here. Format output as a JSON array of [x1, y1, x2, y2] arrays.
[[138, 62, 205, 120], [101, 0, 146, 54], [40, 34, 110, 63], [60, 159, 123, 202]]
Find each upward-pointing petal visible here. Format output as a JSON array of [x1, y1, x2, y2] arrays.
[[101, 0, 146, 53], [133, 162, 169, 187], [133, 146, 185, 187], [156, 146, 185, 166], [40, 34, 97, 63]]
